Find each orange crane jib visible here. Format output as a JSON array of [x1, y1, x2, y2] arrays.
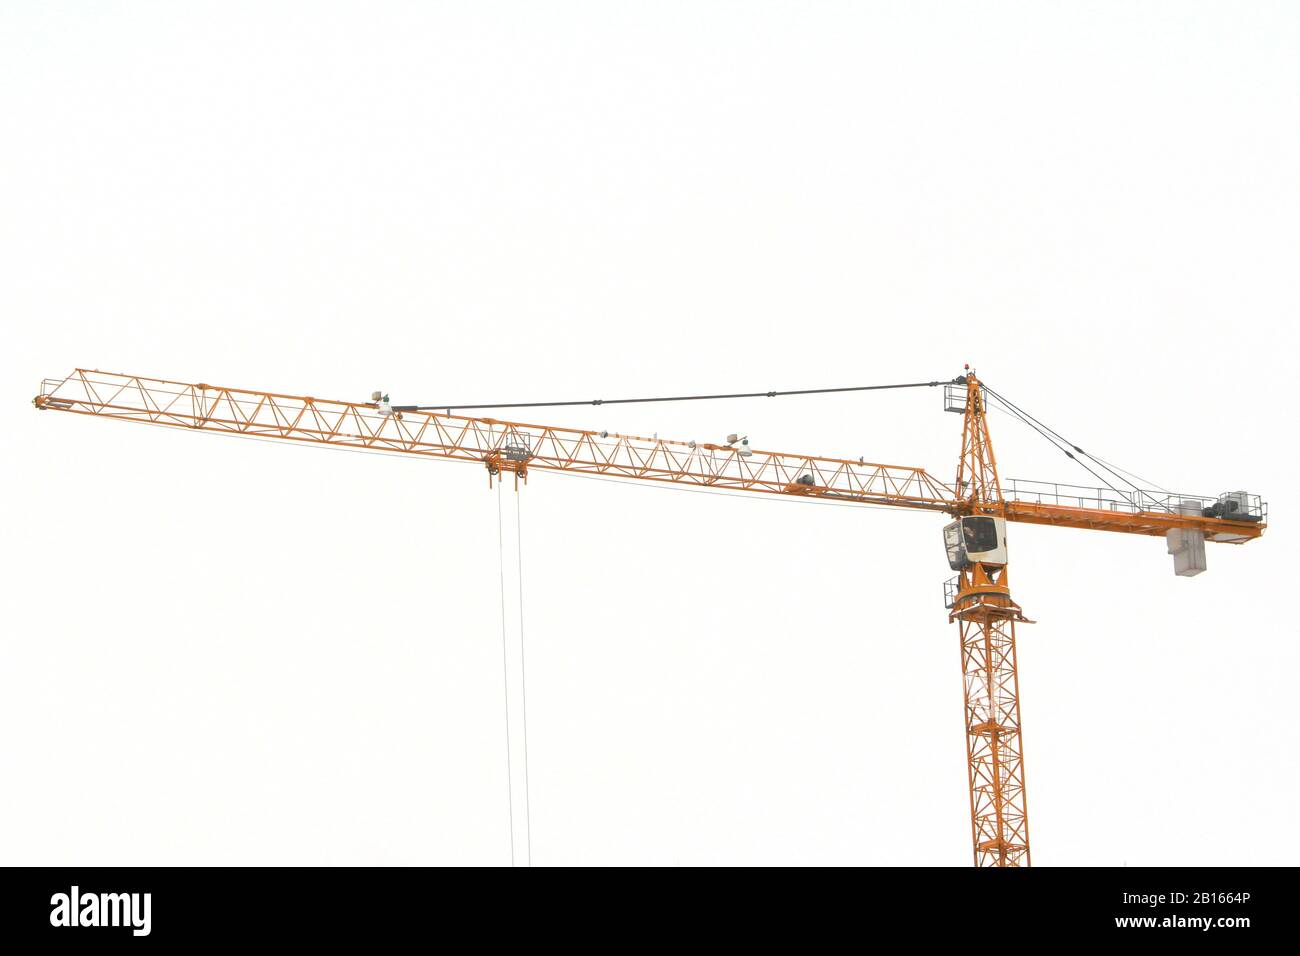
[[33, 367, 1267, 867]]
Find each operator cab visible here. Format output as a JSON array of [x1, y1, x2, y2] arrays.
[[944, 516, 1008, 570]]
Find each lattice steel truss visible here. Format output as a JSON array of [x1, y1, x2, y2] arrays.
[[34, 370, 955, 509], [952, 567, 1031, 866], [950, 373, 1032, 866], [31, 366, 1270, 866]]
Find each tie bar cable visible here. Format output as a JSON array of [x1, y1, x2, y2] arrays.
[[391, 379, 955, 414]]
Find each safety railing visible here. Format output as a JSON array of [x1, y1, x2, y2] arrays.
[[1002, 478, 1266, 524]]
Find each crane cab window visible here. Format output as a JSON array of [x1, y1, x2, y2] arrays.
[[944, 516, 1007, 569], [944, 522, 965, 570], [962, 517, 999, 553]]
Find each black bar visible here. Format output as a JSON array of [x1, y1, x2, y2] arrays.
[[0, 865, 1289, 944]]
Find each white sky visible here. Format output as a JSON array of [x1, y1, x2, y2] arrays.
[[1, 1, 1296, 865]]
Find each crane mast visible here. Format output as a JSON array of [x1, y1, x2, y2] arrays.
[[32, 367, 1267, 866], [952, 372, 1031, 866]]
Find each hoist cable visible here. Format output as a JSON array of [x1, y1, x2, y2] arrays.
[[516, 491, 533, 867], [496, 483, 517, 867], [392, 378, 956, 414]]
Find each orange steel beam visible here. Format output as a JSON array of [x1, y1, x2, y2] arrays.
[[951, 372, 1032, 867], [31, 370, 955, 510], [1000, 500, 1264, 540], [33, 370, 1266, 543], [952, 569, 1031, 866]]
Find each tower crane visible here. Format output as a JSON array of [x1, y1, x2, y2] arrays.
[[32, 366, 1267, 866]]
